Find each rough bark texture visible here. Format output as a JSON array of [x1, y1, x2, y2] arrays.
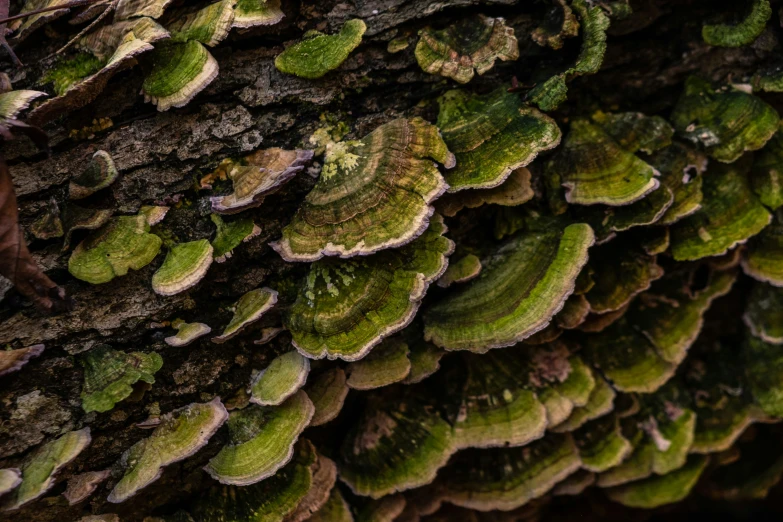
[[3, 0, 783, 521]]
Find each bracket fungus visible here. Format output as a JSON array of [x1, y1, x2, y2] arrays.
[[286, 215, 453, 361], [275, 19, 366, 79], [108, 398, 228, 503], [209, 214, 259, 261], [605, 454, 709, 508], [168, 0, 235, 48], [68, 215, 163, 284], [212, 287, 278, 343], [210, 148, 313, 215], [307, 487, 353, 522], [339, 391, 455, 498], [80, 345, 163, 413], [670, 159, 771, 261], [744, 282, 783, 344], [250, 351, 310, 406], [272, 118, 453, 262], [424, 220, 593, 352], [0, 344, 44, 376], [3, 428, 92, 511], [414, 15, 518, 84], [195, 439, 328, 522], [0, 469, 21, 497], [437, 253, 481, 288], [527, 0, 609, 111], [744, 334, 783, 417], [435, 167, 534, 218], [152, 239, 214, 296], [573, 415, 632, 473], [142, 40, 219, 111], [346, 338, 411, 390], [403, 339, 446, 384], [751, 131, 783, 210], [670, 76, 779, 163], [232, 0, 284, 29], [61, 204, 114, 251], [63, 469, 111, 505], [165, 321, 212, 347], [436, 89, 561, 192], [742, 209, 783, 286], [435, 434, 581, 512], [546, 120, 660, 208], [531, 0, 579, 50], [69, 150, 118, 200], [205, 390, 314, 485], [114, 0, 173, 21], [305, 368, 349, 427], [702, 0, 771, 48]]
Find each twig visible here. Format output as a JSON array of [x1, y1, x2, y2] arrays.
[[54, 0, 117, 55]]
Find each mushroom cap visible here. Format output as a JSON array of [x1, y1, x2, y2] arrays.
[[250, 351, 311, 406], [232, 0, 284, 29], [142, 41, 219, 111], [152, 240, 214, 296], [80, 345, 163, 413], [275, 19, 366, 79]]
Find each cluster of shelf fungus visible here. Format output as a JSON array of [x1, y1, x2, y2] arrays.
[[5, 0, 783, 520]]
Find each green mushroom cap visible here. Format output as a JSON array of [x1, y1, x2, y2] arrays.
[[142, 40, 219, 111], [69, 150, 118, 200], [233, 0, 284, 29], [702, 0, 771, 48], [213, 287, 278, 343], [250, 351, 311, 406]]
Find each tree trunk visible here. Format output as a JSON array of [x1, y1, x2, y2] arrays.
[[2, 0, 783, 521]]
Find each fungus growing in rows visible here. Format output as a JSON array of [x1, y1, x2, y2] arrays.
[[304, 367, 349, 427], [107, 398, 228, 503], [3, 428, 92, 511], [702, 0, 771, 48], [436, 89, 561, 192], [68, 214, 163, 284], [250, 351, 310, 406], [275, 19, 366, 79], [526, 0, 609, 111], [212, 287, 278, 343], [424, 218, 593, 352], [0, 344, 44, 376], [68, 150, 118, 200], [194, 439, 329, 522], [403, 338, 446, 385], [204, 391, 314, 485], [647, 142, 706, 226], [63, 469, 111, 505], [545, 120, 660, 209], [164, 321, 212, 347], [210, 148, 313, 214], [151, 239, 214, 296], [286, 215, 452, 361], [670, 76, 779, 163], [232, 0, 283, 29], [346, 337, 411, 390], [415, 15, 518, 84], [272, 118, 453, 262], [80, 345, 163, 413], [670, 159, 771, 261], [435, 434, 582, 511], [210, 214, 259, 262]]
